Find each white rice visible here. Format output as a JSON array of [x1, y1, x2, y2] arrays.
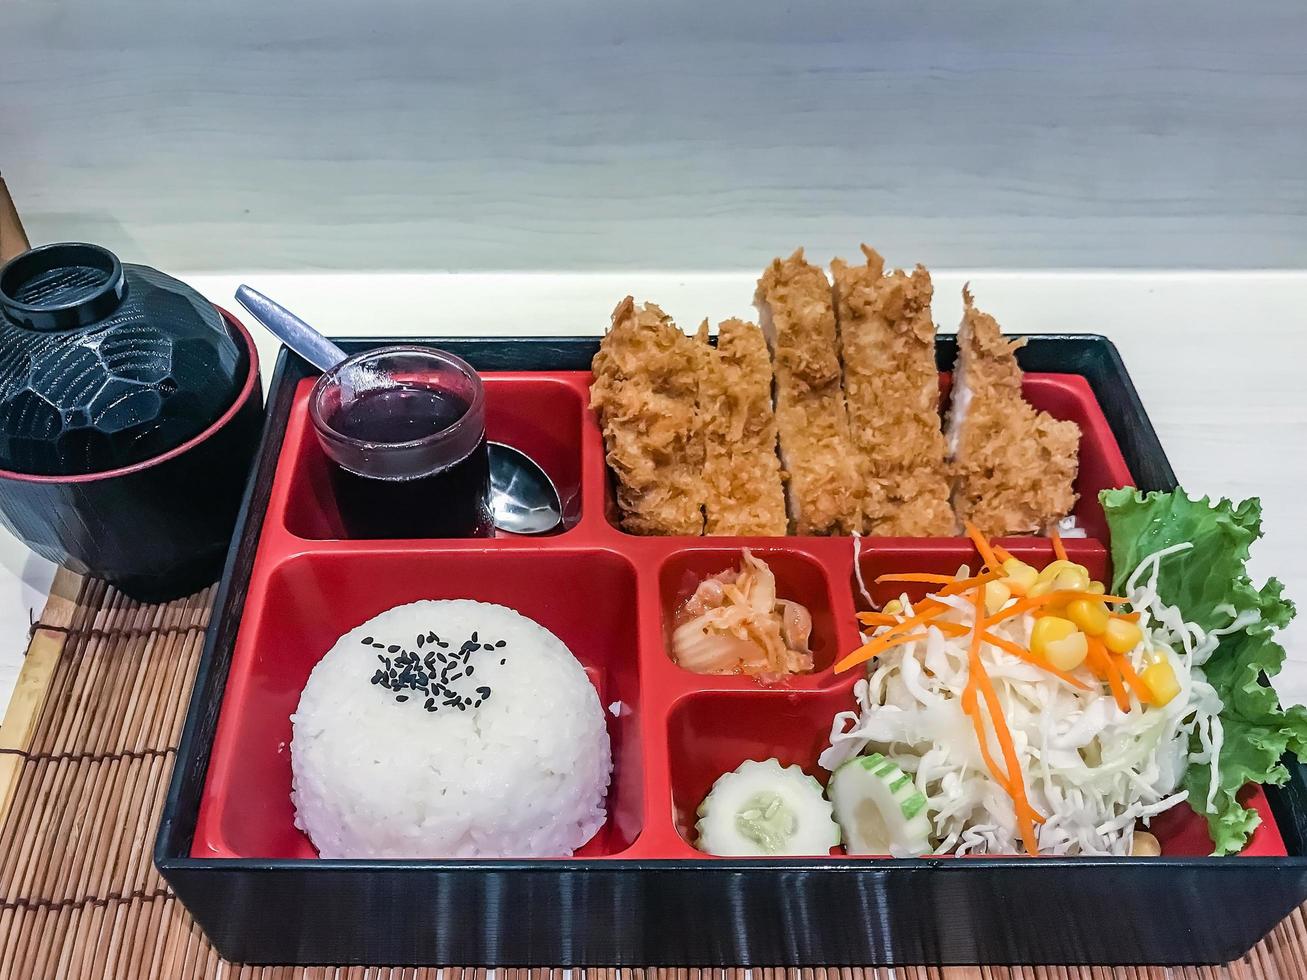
[[290, 599, 612, 858]]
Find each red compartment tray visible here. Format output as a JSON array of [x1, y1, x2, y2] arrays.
[[193, 369, 1286, 862]]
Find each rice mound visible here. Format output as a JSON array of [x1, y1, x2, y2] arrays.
[[290, 599, 612, 858]]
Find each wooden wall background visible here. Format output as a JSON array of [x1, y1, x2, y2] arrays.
[[3, 0, 1306, 273]]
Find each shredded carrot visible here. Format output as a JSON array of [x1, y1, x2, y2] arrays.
[[961, 601, 1012, 795], [873, 599, 948, 632], [929, 621, 969, 636], [835, 629, 936, 673], [1112, 647, 1151, 704], [1086, 637, 1129, 712], [982, 590, 1129, 629], [1050, 529, 1069, 562], [1081, 641, 1109, 682], [936, 571, 1001, 597], [966, 586, 1043, 851], [1118, 611, 1141, 622], [924, 620, 1089, 690], [962, 684, 1014, 796], [992, 545, 1015, 565], [1106, 662, 1129, 712], [875, 573, 965, 585], [964, 520, 1001, 573], [978, 630, 1092, 691], [856, 611, 899, 626]]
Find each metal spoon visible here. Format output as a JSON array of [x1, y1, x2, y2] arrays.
[[235, 285, 563, 535]]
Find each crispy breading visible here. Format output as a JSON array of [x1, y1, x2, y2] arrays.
[[755, 249, 862, 535], [698, 318, 788, 536], [831, 245, 955, 536], [590, 296, 706, 535], [946, 288, 1081, 537]]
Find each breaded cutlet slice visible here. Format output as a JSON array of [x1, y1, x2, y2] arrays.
[[755, 249, 862, 535], [945, 288, 1081, 537], [590, 296, 706, 536], [831, 245, 955, 536], [698, 317, 788, 536]]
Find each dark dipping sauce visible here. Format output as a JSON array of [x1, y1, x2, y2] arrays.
[[327, 385, 492, 539]]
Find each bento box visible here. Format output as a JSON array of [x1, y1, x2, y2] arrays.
[[156, 333, 1307, 967]]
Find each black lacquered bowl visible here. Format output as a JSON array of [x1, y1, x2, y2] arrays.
[[0, 310, 264, 601]]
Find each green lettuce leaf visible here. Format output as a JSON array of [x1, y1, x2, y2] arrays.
[[1101, 487, 1307, 855]]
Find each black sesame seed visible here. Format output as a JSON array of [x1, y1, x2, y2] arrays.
[[471, 631, 479, 642], [465, 665, 475, 676], [416, 634, 425, 648], [476, 686, 491, 698], [396, 695, 409, 703], [495, 640, 507, 648], [499, 658, 506, 665], [362, 636, 374, 645]]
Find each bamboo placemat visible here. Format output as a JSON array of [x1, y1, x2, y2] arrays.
[[4, 577, 1307, 979]]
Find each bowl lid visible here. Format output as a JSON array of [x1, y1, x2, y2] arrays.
[[0, 242, 129, 331], [0, 243, 247, 476]]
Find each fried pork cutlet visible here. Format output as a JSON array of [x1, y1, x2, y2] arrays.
[[946, 288, 1080, 537], [590, 297, 706, 535], [831, 245, 955, 536], [698, 318, 788, 536], [755, 249, 862, 535]]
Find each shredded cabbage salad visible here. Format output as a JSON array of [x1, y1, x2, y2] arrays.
[[823, 490, 1306, 857]]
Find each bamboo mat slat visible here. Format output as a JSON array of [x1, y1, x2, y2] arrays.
[[3, 580, 1307, 979]]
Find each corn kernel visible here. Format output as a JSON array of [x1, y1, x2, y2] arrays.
[[1036, 559, 1079, 584], [1028, 579, 1054, 599], [1052, 567, 1091, 593], [1066, 598, 1110, 636], [1031, 615, 1077, 656], [1087, 581, 1106, 595], [1000, 558, 1039, 595], [984, 581, 1012, 616], [1103, 617, 1143, 655], [1141, 659, 1180, 707], [1044, 631, 1089, 671], [1131, 831, 1162, 857], [883, 599, 903, 616]]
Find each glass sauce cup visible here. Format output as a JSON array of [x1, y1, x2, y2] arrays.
[[308, 346, 493, 539]]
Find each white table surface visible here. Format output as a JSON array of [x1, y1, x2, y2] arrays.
[[1, 269, 1304, 716]]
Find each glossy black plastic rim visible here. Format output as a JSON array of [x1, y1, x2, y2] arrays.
[[156, 334, 1307, 879]]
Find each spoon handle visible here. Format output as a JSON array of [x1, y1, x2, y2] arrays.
[[235, 285, 348, 373]]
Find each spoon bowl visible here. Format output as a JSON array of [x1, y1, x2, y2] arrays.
[[488, 441, 564, 535]]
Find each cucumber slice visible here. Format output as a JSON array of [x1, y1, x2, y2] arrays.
[[828, 753, 932, 857], [695, 758, 840, 856]]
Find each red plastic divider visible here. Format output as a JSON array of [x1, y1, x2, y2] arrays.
[[192, 370, 1286, 861]]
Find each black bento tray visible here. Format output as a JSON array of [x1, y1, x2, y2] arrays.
[[156, 334, 1307, 967]]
